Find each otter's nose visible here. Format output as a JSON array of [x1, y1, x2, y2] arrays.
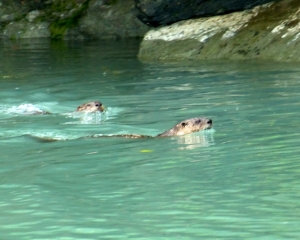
[[207, 119, 212, 124]]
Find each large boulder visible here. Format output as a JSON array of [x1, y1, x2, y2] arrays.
[[0, 0, 149, 39], [134, 0, 275, 27], [138, 0, 300, 62], [2, 10, 50, 38], [78, 0, 150, 39], [3, 21, 50, 38]]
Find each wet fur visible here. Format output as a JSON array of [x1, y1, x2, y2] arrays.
[[76, 101, 105, 112], [29, 117, 212, 142], [91, 117, 212, 139], [27, 101, 105, 115], [157, 117, 212, 137]]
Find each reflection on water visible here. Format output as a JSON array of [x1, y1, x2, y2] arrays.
[[177, 130, 215, 150], [0, 38, 300, 239]]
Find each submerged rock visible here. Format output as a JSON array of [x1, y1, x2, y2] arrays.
[[138, 0, 300, 62]]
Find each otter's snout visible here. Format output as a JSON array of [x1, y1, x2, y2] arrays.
[[205, 118, 213, 130], [95, 102, 105, 112]]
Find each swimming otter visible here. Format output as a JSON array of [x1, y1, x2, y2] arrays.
[[92, 117, 212, 138], [9, 101, 105, 115], [76, 101, 105, 112], [28, 117, 212, 142], [157, 117, 212, 137]]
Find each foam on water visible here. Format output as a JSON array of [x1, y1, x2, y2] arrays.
[[0, 103, 125, 141], [4, 103, 49, 115], [63, 107, 124, 124]]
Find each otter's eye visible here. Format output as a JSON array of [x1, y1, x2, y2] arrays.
[[181, 122, 188, 127], [87, 104, 91, 107], [95, 104, 99, 107], [195, 119, 201, 124]]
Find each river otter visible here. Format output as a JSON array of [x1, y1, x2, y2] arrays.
[[158, 117, 212, 137], [28, 117, 212, 142], [91, 117, 213, 138], [8, 101, 105, 115], [76, 101, 105, 112]]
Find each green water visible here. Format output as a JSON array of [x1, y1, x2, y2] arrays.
[[0, 39, 300, 239]]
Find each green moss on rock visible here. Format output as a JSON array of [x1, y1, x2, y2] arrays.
[[46, 0, 89, 38]]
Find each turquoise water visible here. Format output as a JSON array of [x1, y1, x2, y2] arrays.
[[1, 39, 300, 239]]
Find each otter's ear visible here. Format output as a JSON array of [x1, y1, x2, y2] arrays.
[[181, 122, 188, 127], [77, 106, 81, 111]]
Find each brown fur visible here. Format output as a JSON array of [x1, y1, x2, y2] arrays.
[[76, 101, 105, 112], [91, 117, 212, 139], [23, 101, 105, 115], [29, 117, 212, 142], [156, 117, 212, 137]]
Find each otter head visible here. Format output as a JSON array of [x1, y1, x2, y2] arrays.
[[176, 117, 212, 135], [157, 117, 212, 137], [76, 101, 105, 112]]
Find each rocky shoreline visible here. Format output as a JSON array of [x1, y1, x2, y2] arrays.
[[0, 0, 299, 62], [138, 0, 300, 62], [0, 0, 149, 39]]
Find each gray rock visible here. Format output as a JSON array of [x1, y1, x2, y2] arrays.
[[0, 14, 16, 23], [134, 0, 274, 26], [64, 27, 86, 40], [79, 0, 150, 39], [0, 0, 24, 24], [26, 10, 41, 22], [138, 0, 300, 62], [3, 21, 50, 39], [0, 0, 149, 39]]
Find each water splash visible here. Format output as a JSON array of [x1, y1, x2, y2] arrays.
[[4, 103, 49, 115]]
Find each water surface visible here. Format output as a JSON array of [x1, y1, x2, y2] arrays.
[[0, 38, 300, 239]]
